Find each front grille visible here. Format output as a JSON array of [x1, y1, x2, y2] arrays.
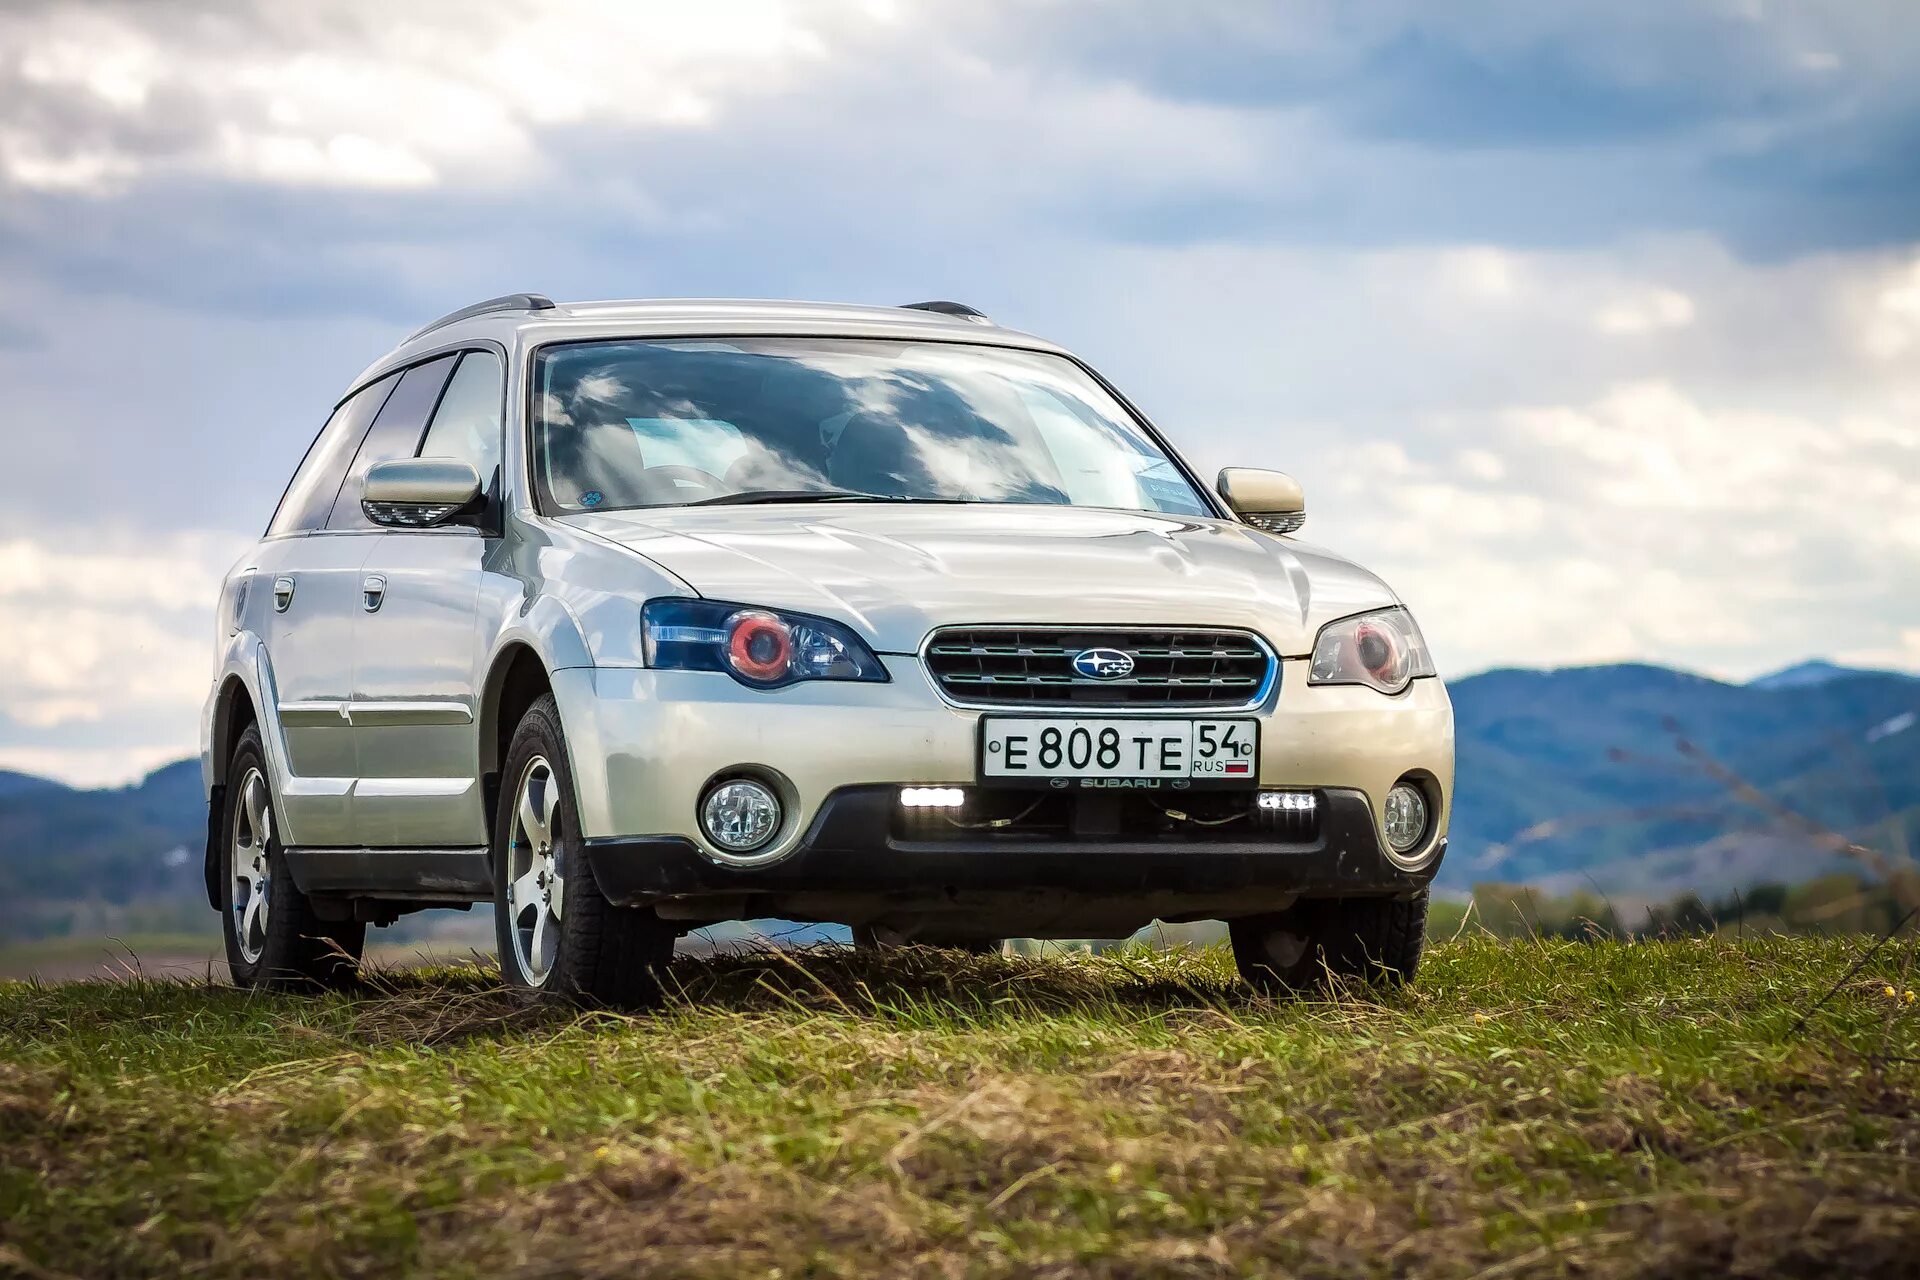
[[924, 626, 1272, 708]]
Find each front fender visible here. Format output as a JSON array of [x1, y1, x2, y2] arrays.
[[491, 590, 595, 674], [474, 586, 599, 783]]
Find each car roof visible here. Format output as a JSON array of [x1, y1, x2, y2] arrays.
[[349, 297, 1070, 392]]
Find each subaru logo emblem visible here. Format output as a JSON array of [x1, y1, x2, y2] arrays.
[[1072, 647, 1135, 680]]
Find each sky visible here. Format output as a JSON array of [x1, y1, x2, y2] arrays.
[[1, 0, 1918, 786]]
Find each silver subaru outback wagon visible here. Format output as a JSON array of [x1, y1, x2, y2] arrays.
[[202, 294, 1453, 1005]]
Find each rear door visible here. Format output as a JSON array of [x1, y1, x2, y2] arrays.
[[255, 372, 399, 846], [348, 350, 501, 848]]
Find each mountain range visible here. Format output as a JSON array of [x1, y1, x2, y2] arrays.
[[4, 660, 1916, 940]]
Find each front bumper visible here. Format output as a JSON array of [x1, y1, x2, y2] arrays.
[[586, 784, 1443, 907], [552, 655, 1453, 868]]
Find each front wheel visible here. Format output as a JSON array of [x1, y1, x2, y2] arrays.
[[492, 694, 677, 1007], [1230, 892, 1429, 994]]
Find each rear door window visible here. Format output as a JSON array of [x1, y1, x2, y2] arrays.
[[326, 354, 458, 531], [266, 373, 400, 536]]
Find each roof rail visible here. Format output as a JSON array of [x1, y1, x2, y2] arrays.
[[407, 293, 556, 343], [899, 300, 992, 323]]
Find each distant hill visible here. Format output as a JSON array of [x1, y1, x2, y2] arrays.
[[2, 663, 1917, 938], [0, 770, 70, 800], [0, 761, 205, 940], [1444, 663, 1920, 895], [1748, 659, 1918, 690]]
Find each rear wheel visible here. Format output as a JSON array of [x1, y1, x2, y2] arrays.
[[492, 694, 677, 1007], [1230, 892, 1428, 994], [221, 726, 364, 990]]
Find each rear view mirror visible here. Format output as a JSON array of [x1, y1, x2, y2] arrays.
[[361, 458, 482, 528], [1216, 468, 1305, 534]]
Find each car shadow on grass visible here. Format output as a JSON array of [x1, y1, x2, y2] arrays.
[[319, 942, 1267, 1047]]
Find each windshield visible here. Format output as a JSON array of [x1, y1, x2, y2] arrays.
[[530, 337, 1213, 516]]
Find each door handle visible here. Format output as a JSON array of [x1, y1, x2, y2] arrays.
[[273, 576, 295, 612], [362, 574, 387, 612]]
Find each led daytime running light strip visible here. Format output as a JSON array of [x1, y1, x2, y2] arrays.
[[899, 787, 966, 808]]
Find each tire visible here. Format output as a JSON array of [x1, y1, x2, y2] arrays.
[[852, 925, 1004, 955], [221, 726, 364, 991], [1230, 892, 1428, 994], [492, 694, 676, 1008]]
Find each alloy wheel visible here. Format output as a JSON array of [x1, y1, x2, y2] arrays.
[[231, 767, 272, 964], [507, 755, 564, 985]]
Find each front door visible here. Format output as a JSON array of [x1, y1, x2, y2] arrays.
[[347, 347, 505, 849], [350, 529, 489, 847]]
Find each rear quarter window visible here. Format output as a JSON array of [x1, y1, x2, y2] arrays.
[[266, 373, 399, 536]]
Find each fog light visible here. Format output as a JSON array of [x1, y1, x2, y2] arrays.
[[700, 779, 781, 853], [1257, 790, 1317, 812], [900, 786, 965, 809], [1383, 783, 1429, 855]]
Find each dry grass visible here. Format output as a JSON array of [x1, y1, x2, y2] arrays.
[[3, 936, 1919, 1278]]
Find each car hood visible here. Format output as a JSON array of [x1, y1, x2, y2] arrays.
[[567, 504, 1398, 655]]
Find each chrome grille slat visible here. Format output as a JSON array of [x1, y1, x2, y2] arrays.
[[925, 626, 1274, 708], [941, 674, 1260, 687]]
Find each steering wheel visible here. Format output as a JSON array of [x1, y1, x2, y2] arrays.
[[639, 464, 731, 502]]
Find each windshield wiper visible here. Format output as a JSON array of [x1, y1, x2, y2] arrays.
[[686, 489, 972, 506]]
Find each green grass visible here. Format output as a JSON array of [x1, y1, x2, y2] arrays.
[[3, 937, 1919, 1278]]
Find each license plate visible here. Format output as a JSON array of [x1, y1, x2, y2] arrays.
[[979, 717, 1259, 789]]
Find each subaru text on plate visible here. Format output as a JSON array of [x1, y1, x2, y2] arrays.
[[202, 295, 1453, 1004]]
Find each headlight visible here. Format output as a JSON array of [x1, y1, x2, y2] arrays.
[[641, 599, 889, 689], [1307, 607, 1435, 695]]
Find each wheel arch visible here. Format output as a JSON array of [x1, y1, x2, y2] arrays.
[[204, 675, 261, 911], [478, 642, 556, 841], [210, 674, 260, 775]]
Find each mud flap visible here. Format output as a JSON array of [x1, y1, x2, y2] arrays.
[[203, 783, 226, 911]]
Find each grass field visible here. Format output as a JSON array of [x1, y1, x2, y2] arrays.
[[3, 936, 1919, 1278], [0, 927, 498, 983]]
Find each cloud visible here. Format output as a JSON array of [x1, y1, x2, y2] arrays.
[[1841, 627, 1920, 673], [1317, 375, 1920, 679], [955, 1, 1920, 255], [1594, 288, 1695, 335], [0, 0, 850, 195], [0, 532, 242, 719], [4, 0, 1919, 335], [0, 528, 245, 785]]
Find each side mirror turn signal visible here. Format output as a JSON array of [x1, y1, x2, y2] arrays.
[[1217, 467, 1305, 534]]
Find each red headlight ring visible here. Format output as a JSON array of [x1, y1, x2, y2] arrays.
[[726, 611, 794, 682], [1353, 619, 1401, 685]]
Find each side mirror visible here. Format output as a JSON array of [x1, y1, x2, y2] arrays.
[[1217, 468, 1305, 534], [362, 458, 482, 528]]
